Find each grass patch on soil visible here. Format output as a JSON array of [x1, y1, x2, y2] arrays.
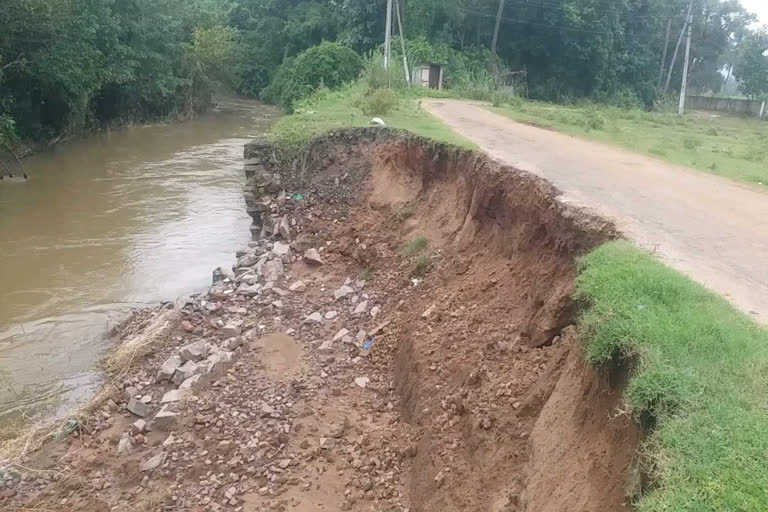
[[576, 241, 768, 511], [490, 101, 768, 185], [401, 235, 428, 256], [269, 82, 475, 150]]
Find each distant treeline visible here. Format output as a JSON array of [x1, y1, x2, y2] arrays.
[[2, 0, 766, 149]]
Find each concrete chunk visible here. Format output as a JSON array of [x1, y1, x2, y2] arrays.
[[180, 340, 206, 362], [157, 355, 182, 382], [161, 388, 191, 404], [303, 248, 324, 265], [127, 397, 149, 418], [222, 320, 243, 338], [141, 452, 167, 472], [153, 407, 180, 432]]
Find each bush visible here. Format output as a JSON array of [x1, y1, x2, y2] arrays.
[[358, 88, 400, 116], [583, 109, 606, 131], [261, 42, 363, 111]]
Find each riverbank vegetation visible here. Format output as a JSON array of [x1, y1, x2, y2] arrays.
[[268, 80, 471, 150], [4, 0, 768, 153], [490, 101, 768, 185]]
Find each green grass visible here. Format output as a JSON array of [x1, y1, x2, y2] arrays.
[[409, 254, 431, 278], [269, 82, 475, 149], [401, 235, 428, 257], [490, 101, 768, 186], [576, 241, 768, 511]]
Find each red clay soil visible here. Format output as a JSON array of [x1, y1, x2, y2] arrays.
[[1, 128, 640, 512]]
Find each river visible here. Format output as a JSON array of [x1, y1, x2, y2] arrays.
[[0, 98, 278, 422]]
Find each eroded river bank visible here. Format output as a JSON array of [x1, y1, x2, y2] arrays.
[[0, 98, 278, 422], [2, 129, 640, 512]]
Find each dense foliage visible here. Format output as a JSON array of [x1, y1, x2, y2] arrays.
[[2, 0, 767, 150], [261, 42, 363, 111]]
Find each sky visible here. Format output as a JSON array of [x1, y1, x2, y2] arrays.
[[740, 0, 768, 26]]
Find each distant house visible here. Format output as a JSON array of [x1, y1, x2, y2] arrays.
[[413, 64, 443, 90]]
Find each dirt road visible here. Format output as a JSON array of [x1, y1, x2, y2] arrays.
[[424, 99, 768, 322]]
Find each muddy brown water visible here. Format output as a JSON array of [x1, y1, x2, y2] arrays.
[[0, 98, 278, 422]]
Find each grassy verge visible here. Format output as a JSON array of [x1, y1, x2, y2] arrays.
[[269, 83, 474, 149], [576, 241, 768, 511], [490, 101, 768, 186]]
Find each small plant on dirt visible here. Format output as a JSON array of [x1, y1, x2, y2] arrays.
[[393, 204, 415, 223], [409, 254, 431, 277], [358, 268, 374, 282], [401, 235, 428, 256]]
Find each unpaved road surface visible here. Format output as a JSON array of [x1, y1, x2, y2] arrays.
[[424, 99, 768, 322]]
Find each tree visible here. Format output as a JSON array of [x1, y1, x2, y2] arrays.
[[734, 30, 768, 99]]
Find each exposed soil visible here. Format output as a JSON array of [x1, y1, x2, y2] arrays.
[[423, 99, 768, 323], [1, 128, 639, 512]]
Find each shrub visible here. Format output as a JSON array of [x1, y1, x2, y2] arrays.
[[358, 88, 400, 116], [583, 109, 606, 131], [261, 42, 363, 111], [410, 254, 431, 277], [401, 236, 428, 256]]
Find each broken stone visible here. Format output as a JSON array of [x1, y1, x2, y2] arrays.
[[354, 377, 370, 388], [117, 433, 134, 455], [180, 340, 206, 362], [127, 398, 149, 418], [272, 241, 291, 257], [303, 248, 324, 265], [179, 374, 201, 390], [277, 217, 291, 240], [153, 407, 180, 432], [173, 360, 200, 384], [161, 389, 191, 404], [157, 355, 182, 382], [222, 320, 243, 338], [206, 351, 234, 373], [237, 282, 262, 297], [260, 403, 276, 417], [334, 285, 354, 300], [289, 281, 306, 292], [140, 452, 167, 472], [325, 311, 338, 320], [223, 336, 243, 350], [370, 306, 381, 317], [236, 252, 259, 268], [130, 419, 147, 435], [304, 312, 323, 324], [263, 259, 285, 282], [356, 330, 367, 345], [353, 301, 368, 315], [333, 328, 350, 342], [434, 471, 445, 488]]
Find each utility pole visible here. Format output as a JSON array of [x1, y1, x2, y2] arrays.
[[663, 0, 693, 96], [491, 0, 505, 55], [657, 18, 672, 90], [678, 1, 693, 115], [395, 0, 410, 85], [384, 0, 393, 69]]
